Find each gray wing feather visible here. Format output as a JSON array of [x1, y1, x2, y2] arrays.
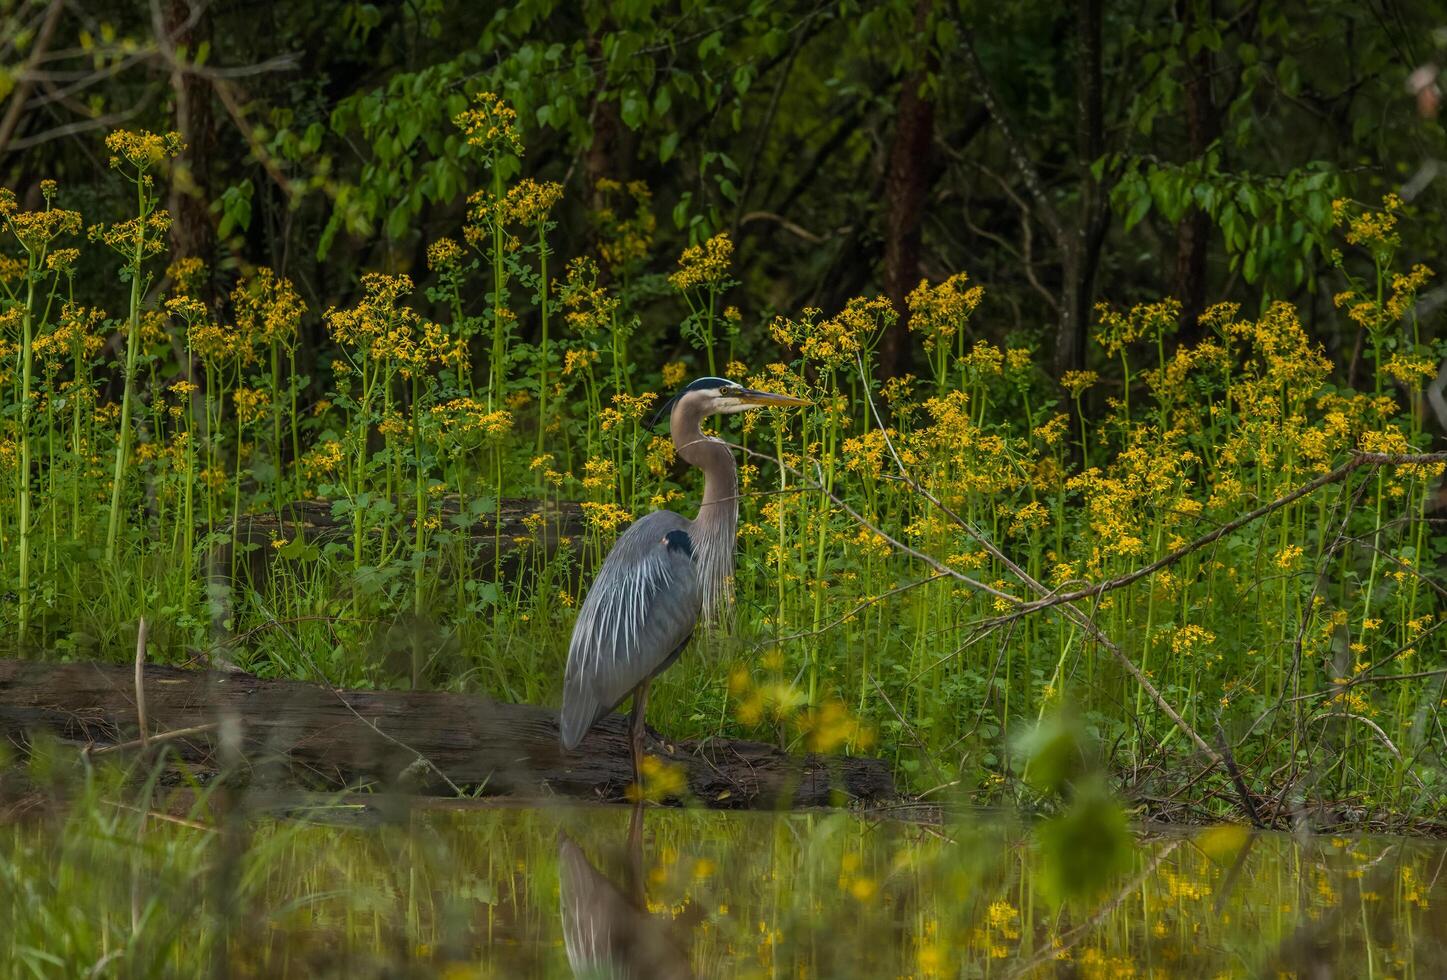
[[561, 511, 701, 749]]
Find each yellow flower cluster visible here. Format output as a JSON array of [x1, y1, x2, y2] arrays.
[[1094, 298, 1181, 357], [580, 500, 633, 532], [232, 387, 271, 425], [1337, 193, 1402, 254], [0, 189, 82, 253], [168, 256, 207, 293], [559, 256, 618, 334], [300, 439, 345, 480], [430, 398, 513, 440], [799, 699, 875, 753], [563, 347, 599, 375], [89, 211, 172, 259], [503, 178, 563, 226], [1170, 624, 1215, 656], [104, 130, 185, 171], [661, 360, 688, 389], [426, 237, 462, 272], [669, 232, 733, 291], [594, 179, 656, 269], [453, 91, 523, 158], [325, 273, 467, 375], [772, 297, 894, 368], [907, 272, 984, 351], [31, 304, 107, 365], [232, 267, 305, 347]]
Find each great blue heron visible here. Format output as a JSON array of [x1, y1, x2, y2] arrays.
[[560, 377, 809, 781]]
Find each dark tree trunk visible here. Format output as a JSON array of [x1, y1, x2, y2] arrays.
[[162, 0, 216, 297], [879, 0, 936, 380], [0, 659, 897, 809], [585, 31, 621, 213], [1054, 0, 1108, 376], [1174, 0, 1218, 339]]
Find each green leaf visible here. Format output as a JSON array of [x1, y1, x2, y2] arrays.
[[697, 30, 723, 60], [1124, 193, 1152, 232], [277, 537, 319, 562]]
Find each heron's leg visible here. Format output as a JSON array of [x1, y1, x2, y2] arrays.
[[628, 680, 651, 784], [623, 803, 646, 905]]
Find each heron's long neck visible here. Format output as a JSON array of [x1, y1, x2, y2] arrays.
[[673, 408, 737, 622]]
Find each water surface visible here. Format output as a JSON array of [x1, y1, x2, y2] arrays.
[[5, 799, 1445, 978]]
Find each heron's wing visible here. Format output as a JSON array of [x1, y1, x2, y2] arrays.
[[561, 511, 701, 749]]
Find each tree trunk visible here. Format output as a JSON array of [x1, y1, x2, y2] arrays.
[[879, 0, 936, 380], [1174, 0, 1218, 339], [162, 0, 216, 296], [585, 30, 621, 213], [0, 659, 897, 809], [1054, 0, 1108, 376]]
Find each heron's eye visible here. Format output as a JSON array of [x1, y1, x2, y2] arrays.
[[718, 385, 743, 397]]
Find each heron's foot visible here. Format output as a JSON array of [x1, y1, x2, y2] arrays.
[[641, 724, 676, 755]]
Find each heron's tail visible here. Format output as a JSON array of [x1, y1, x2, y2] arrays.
[[559, 679, 598, 751]]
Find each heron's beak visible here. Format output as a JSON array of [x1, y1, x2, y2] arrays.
[[734, 388, 811, 408]]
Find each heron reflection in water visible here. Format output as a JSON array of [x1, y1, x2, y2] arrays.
[[560, 378, 808, 781], [558, 807, 692, 979]]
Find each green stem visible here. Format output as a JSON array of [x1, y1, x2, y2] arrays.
[[105, 183, 147, 562]]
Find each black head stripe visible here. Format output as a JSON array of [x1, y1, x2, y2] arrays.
[[663, 529, 694, 557], [650, 376, 741, 427], [683, 376, 737, 392]]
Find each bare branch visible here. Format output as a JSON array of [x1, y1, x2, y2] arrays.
[[0, 0, 65, 158]]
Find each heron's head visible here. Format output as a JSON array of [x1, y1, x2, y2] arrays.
[[653, 376, 810, 426]]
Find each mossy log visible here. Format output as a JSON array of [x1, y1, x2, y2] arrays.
[[210, 498, 587, 586], [0, 659, 897, 809]]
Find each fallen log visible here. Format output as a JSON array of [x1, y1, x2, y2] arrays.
[[0, 659, 896, 810], [211, 497, 587, 588]]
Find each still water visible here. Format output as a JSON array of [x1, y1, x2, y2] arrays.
[[5, 799, 1446, 978], [241, 803, 1443, 978]]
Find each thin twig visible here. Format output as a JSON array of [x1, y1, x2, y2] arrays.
[[751, 572, 949, 651], [134, 618, 150, 750], [988, 452, 1447, 623], [87, 721, 222, 758], [1311, 712, 1427, 791]]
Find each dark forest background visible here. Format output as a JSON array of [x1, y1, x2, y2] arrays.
[[2, 0, 1444, 407]]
